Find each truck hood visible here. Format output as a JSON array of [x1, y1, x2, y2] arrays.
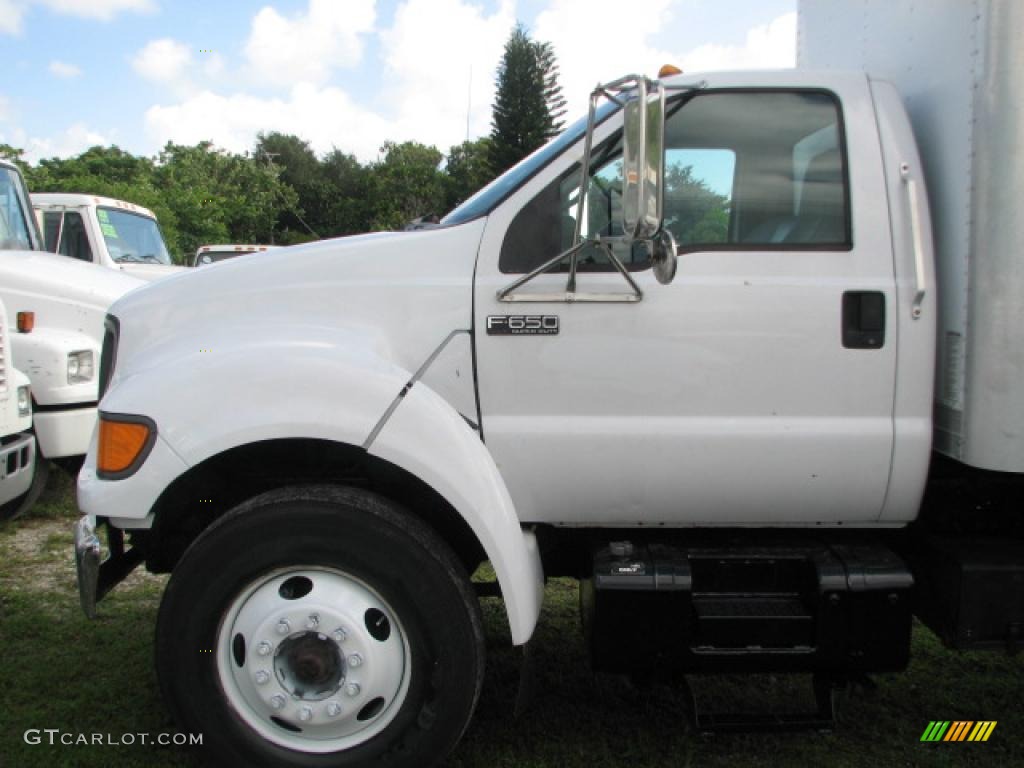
[[110, 220, 487, 383], [115, 263, 189, 282], [0, 249, 145, 334]]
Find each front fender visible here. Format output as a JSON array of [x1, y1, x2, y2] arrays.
[[101, 323, 408, 464], [368, 381, 545, 646]]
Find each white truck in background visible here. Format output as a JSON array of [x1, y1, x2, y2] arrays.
[[74, 1, 1022, 765], [1, 160, 144, 511], [194, 243, 277, 267], [32, 193, 185, 281], [0, 299, 36, 519]]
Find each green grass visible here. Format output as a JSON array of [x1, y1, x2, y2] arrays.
[[1, 473, 1021, 767]]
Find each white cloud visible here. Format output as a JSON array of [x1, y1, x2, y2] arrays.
[[143, 84, 394, 163], [137, 3, 798, 168], [48, 59, 82, 78], [534, 0, 679, 118], [681, 12, 796, 73], [0, 0, 28, 34], [379, 0, 515, 150], [132, 38, 192, 84], [37, 0, 156, 21], [141, 0, 516, 162], [2, 123, 111, 163], [535, 3, 796, 119], [244, 0, 376, 88], [0, 0, 154, 33]]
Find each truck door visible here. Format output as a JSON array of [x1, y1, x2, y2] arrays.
[[40, 208, 95, 263], [474, 86, 897, 526]]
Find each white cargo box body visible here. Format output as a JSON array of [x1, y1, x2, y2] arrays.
[[799, 0, 1024, 472]]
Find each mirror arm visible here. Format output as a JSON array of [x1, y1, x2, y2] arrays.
[[597, 241, 644, 299], [496, 240, 589, 301]]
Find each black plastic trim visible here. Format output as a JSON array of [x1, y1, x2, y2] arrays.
[[99, 314, 119, 400], [96, 411, 157, 481], [33, 401, 99, 413]]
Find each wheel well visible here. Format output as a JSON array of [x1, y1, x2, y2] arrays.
[[141, 438, 486, 575]]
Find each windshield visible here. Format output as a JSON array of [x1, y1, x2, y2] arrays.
[[0, 167, 38, 251], [98, 207, 172, 265], [441, 100, 619, 226]]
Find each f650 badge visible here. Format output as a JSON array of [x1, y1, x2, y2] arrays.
[[486, 315, 559, 336]]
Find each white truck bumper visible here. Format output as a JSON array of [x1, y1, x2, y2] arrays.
[[0, 432, 36, 506], [34, 405, 97, 459]]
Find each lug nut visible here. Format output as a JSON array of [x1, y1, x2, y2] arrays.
[[345, 683, 361, 697], [347, 653, 363, 668], [299, 706, 313, 722], [307, 613, 320, 629], [270, 694, 286, 710], [257, 641, 273, 656], [326, 701, 342, 717], [255, 670, 271, 685], [333, 627, 348, 643], [276, 619, 291, 635]]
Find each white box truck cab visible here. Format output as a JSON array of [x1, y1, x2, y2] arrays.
[[1, 160, 144, 497], [75, 4, 1023, 764], [32, 193, 185, 281], [0, 299, 36, 519]]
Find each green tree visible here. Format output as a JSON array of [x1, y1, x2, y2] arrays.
[[366, 141, 448, 231], [320, 148, 370, 236], [488, 24, 553, 174], [663, 163, 730, 244], [253, 132, 324, 242], [535, 41, 567, 138], [444, 137, 494, 209], [153, 141, 296, 259]]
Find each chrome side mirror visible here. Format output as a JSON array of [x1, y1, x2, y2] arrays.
[[622, 78, 666, 241]]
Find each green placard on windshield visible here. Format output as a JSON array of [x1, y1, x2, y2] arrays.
[[97, 209, 109, 222], [101, 222, 118, 238]]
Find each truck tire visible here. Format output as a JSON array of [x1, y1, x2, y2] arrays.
[[0, 437, 49, 521], [155, 485, 485, 768]]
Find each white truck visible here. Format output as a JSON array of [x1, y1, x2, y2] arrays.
[[32, 193, 185, 281], [74, 1, 1022, 765], [194, 243, 277, 267], [0, 299, 36, 519], [1, 160, 144, 503]]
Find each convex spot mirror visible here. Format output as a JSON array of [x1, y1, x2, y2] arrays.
[[650, 228, 677, 285], [622, 79, 666, 241]]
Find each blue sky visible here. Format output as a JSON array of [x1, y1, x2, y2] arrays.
[[0, 0, 796, 163]]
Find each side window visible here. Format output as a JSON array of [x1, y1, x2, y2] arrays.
[[59, 212, 93, 262], [43, 211, 63, 252], [665, 91, 849, 248], [499, 90, 849, 273]]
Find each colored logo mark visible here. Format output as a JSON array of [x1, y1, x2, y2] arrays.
[[920, 721, 997, 742]]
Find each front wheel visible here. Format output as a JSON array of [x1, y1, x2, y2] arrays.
[[156, 485, 485, 768]]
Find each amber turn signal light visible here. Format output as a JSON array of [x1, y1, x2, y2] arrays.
[[97, 416, 154, 476], [658, 64, 683, 78], [16, 311, 34, 333]]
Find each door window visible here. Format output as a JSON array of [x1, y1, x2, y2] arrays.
[[58, 212, 93, 262], [500, 90, 849, 273]]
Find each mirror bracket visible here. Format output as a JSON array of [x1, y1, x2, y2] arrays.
[[498, 74, 698, 304]]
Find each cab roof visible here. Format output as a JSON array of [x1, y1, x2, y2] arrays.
[[31, 192, 158, 221]]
